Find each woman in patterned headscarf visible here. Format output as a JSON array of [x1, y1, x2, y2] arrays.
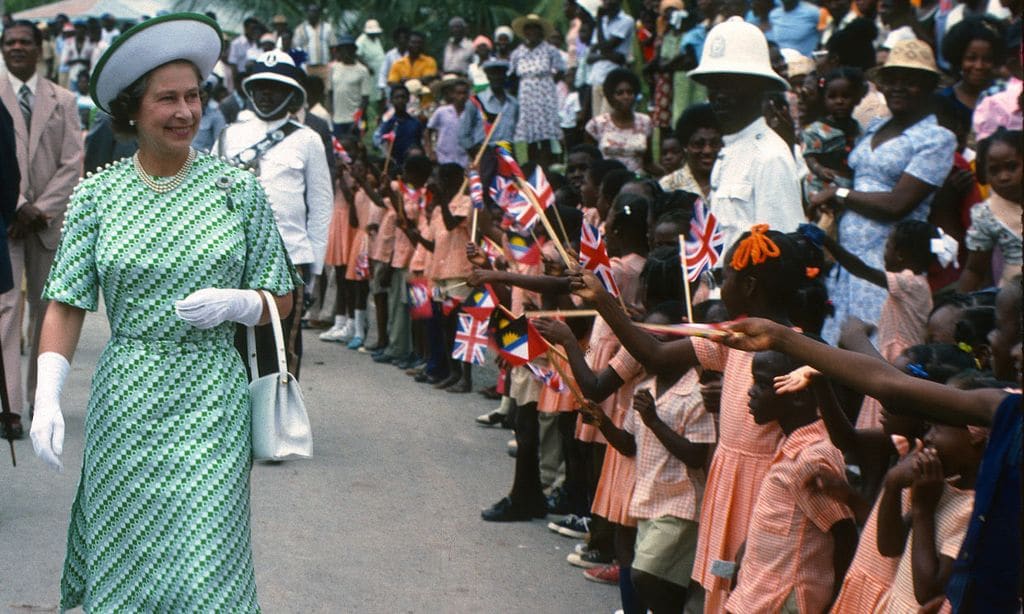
[[29, 13, 298, 612]]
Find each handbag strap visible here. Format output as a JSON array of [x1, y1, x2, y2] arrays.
[[246, 290, 289, 385]]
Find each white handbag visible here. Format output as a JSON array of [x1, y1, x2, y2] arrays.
[[247, 290, 313, 461]]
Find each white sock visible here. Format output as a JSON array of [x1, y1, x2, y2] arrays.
[[334, 315, 345, 327]]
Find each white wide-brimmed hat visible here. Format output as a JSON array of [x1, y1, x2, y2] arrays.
[[90, 12, 222, 114], [687, 17, 789, 90]]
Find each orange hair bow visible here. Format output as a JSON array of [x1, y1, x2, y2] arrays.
[[730, 224, 781, 271]]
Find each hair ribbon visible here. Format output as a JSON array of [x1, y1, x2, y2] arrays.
[[730, 224, 780, 271], [930, 228, 959, 269]]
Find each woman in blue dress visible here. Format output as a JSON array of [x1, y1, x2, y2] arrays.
[[811, 40, 956, 344], [29, 14, 298, 611]]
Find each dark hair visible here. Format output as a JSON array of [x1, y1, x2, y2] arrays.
[[588, 158, 626, 182], [601, 67, 641, 101], [649, 300, 686, 323], [392, 25, 410, 38], [818, 66, 866, 99], [674, 102, 719, 145], [954, 306, 996, 349], [903, 343, 977, 384], [108, 59, 202, 137], [569, 143, 603, 161], [890, 219, 939, 272], [555, 185, 581, 209], [390, 83, 410, 97], [609, 193, 649, 237], [693, 299, 729, 323], [826, 18, 878, 70], [641, 244, 686, 306], [976, 127, 1023, 183], [408, 30, 426, 41], [654, 207, 691, 231], [931, 290, 974, 314], [726, 228, 804, 308], [549, 205, 583, 247], [600, 168, 634, 203], [946, 369, 1017, 390], [304, 74, 326, 102], [437, 162, 465, 191], [402, 154, 433, 181], [786, 229, 832, 334], [653, 190, 699, 222], [941, 16, 1006, 73], [3, 19, 43, 45]]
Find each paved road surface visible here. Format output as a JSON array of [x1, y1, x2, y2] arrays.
[[0, 307, 616, 613]]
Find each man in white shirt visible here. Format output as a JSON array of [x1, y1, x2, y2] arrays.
[[227, 17, 262, 74], [587, 0, 634, 116], [292, 4, 334, 85], [216, 51, 333, 378], [688, 17, 804, 254], [443, 17, 475, 75], [377, 26, 409, 115], [98, 13, 119, 46], [328, 35, 371, 138]]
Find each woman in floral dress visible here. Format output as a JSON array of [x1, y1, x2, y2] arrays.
[[510, 14, 566, 167], [30, 14, 298, 612]]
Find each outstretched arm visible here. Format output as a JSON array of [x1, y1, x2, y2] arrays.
[[821, 234, 886, 289], [532, 318, 624, 403]]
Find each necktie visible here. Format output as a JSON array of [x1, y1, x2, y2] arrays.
[[17, 84, 32, 129]]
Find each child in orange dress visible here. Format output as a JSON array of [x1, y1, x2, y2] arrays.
[[724, 350, 857, 614], [571, 225, 823, 612], [318, 164, 355, 340], [337, 158, 377, 349], [819, 220, 947, 429]]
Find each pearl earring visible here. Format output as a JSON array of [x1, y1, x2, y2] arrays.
[[129, 120, 137, 126]]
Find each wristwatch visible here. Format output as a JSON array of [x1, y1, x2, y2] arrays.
[[835, 187, 851, 203]]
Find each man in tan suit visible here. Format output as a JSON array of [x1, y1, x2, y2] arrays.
[[0, 21, 83, 419]]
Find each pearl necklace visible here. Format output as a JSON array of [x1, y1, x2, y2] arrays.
[[133, 147, 197, 194]]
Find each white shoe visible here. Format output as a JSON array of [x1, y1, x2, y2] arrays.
[[319, 324, 347, 342], [337, 318, 356, 342]]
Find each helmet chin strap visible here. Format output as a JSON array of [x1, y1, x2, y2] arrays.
[[252, 91, 295, 120]]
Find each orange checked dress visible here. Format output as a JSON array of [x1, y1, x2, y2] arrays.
[[690, 339, 783, 613], [325, 187, 353, 268]]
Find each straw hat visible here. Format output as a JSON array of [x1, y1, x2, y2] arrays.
[[512, 14, 555, 40], [363, 19, 383, 35], [90, 12, 222, 114], [271, 14, 288, 25], [869, 39, 940, 80], [404, 78, 430, 96], [431, 73, 470, 99], [687, 17, 789, 90]]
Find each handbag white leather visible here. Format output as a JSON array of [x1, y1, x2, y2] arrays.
[[247, 290, 313, 461]]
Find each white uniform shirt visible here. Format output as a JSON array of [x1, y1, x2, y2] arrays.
[[709, 117, 804, 254], [215, 116, 333, 275]]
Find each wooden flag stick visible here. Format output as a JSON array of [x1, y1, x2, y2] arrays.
[[545, 348, 585, 404], [382, 135, 396, 176], [678, 234, 695, 323], [525, 309, 599, 318], [515, 176, 574, 268], [467, 112, 503, 242]]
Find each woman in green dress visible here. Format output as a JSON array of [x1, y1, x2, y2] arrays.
[[28, 14, 299, 612]]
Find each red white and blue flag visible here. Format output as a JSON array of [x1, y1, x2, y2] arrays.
[[462, 284, 497, 320], [490, 176, 538, 233], [490, 313, 545, 367], [526, 362, 567, 392], [684, 198, 724, 281], [580, 222, 620, 297], [481, 238, 504, 265], [407, 277, 433, 320], [507, 232, 541, 266], [527, 165, 555, 211], [452, 313, 489, 365], [331, 136, 352, 164], [468, 169, 485, 210], [495, 144, 524, 179]]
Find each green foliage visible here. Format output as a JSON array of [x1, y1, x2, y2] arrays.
[[4, 0, 56, 13]]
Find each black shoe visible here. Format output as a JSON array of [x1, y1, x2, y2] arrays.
[[546, 486, 571, 516], [481, 497, 538, 522], [433, 373, 460, 389]]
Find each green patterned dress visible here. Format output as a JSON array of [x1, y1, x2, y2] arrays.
[[42, 153, 298, 612]]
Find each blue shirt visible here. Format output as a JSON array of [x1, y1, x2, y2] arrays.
[[768, 1, 821, 57], [373, 113, 424, 168], [946, 393, 1022, 613]]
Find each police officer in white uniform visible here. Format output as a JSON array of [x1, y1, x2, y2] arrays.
[[217, 50, 333, 379]]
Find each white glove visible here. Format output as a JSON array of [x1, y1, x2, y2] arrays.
[[174, 288, 264, 329], [31, 352, 70, 472]]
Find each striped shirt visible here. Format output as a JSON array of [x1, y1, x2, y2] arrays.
[[726, 420, 854, 614], [624, 371, 716, 521]]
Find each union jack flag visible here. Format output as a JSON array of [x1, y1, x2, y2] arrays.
[[579, 222, 620, 297], [490, 176, 538, 232], [495, 143, 524, 179], [452, 313, 489, 365], [468, 169, 485, 210], [526, 362, 567, 392], [684, 198, 724, 281], [481, 237, 504, 265], [527, 165, 555, 210]]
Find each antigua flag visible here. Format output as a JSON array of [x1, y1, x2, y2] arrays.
[[452, 313, 489, 365], [526, 362, 567, 393], [527, 165, 554, 211], [579, 222, 620, 297], [495, 143, 525, 179], [462, 284, 497, 321], [490, 312, 545, 367], [407, 277, 433, 320], [507, 233, 541, 266], [468, 169, 485, 210], [684, 197, 725, 281]]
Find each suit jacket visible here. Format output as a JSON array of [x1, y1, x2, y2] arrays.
[[0, 103, 19, 293], [84, 111, 137, 174], [0, 70, 84, 250]]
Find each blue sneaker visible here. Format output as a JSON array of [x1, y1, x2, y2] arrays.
[[347, 336, 364, 350]]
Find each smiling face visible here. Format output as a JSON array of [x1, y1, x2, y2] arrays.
[[704, 74, 771, 134], [135, 61, 202, 158], [1, 25, 40, 81], [960, 39, 996, 90], [877, 68, 935, 116], [686, 126, 723, 177]]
